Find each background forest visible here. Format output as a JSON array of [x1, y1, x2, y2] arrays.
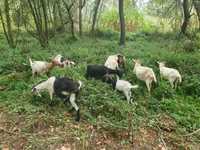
[[0, 0, 200, 149]]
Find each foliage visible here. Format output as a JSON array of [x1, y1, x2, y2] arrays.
[[100, 8, 152, 32], [0, 32, 200, 134]]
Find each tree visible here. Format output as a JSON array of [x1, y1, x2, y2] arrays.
[[62, 0, 77, 39], [91, 0, 101, 33], [119, 0, 125, 45], [0, 0, 16, 48], [181, 0, 191, 34], [27, 0, 50, 47], [79, 0, 86, 36], [193, 0, 200, 30]]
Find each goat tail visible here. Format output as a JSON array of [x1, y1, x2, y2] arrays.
[[178, 75, 182, 83], [130, 85, 139, 89], [29, 58, 33, 66], [78, 80, 83, 90]]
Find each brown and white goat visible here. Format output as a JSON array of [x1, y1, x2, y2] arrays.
[[133, 59, 157, 92], [29, 58, 59, 77]]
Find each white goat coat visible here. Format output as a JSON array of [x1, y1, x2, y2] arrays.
[[159, 65, 182, 88], [134, 66, 157, 82], [133, 63, 156, 92], [105, 55, 119, 70], [115, 79, 138, 103], [29, 58, 52, 75], [33, 76, 56, 100]]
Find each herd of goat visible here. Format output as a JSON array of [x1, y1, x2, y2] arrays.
[[30, 54, 182, 121]]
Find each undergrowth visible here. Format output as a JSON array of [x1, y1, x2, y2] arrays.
[[0, 31, 200, 140]]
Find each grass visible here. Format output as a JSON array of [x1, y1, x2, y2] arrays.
[[0, 31, 200, 149]]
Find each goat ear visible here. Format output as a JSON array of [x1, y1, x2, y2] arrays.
[[132, 59, 135, 62], [156, 61, 160, 64]]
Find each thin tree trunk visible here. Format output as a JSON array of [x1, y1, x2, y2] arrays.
[[193, 0, 200, 30], [0, 9, 9, 45], [41, 0, 48, 46], [181, 0, 190, 34], [62, 0, 76, 39], [91, 0, 101, 33], [57, 1, 65, 31], [79, 0, 82, 36], [0, 0, 16, 48], [27, 0, 44, 46], [119, 0, 125, 45]]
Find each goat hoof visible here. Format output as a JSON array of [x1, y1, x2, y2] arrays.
[[75, 118, 80, 122], [75, 110, 80, 122], [49, 101, 56, 106]]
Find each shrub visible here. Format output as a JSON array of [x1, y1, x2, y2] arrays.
[[153, 81, 175, 100], [100, 8, 153, 32], [182, 75, 200, 98]]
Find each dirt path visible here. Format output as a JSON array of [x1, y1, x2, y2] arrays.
[[0, 107, 199, 150]]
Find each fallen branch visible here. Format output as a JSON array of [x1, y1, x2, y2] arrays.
[[183, 128, 200, 137], [0, 127, 16, 135], [155, 118, 168, 150]]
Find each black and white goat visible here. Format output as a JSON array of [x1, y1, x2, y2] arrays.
[[32, 76, 82, 121], [85, 65, 123, 79], [103, 74, 138, 103]]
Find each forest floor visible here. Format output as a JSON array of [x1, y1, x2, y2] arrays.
[[0, 32, 200, 149]]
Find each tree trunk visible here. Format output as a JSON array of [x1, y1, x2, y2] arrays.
[[41, 0, 49, 46], [5, 0, 15, 48], [193, 0, 200, 30], [0, 0, 16, 48], [62, 0, 76, 39], [0, 9, 9, 45], [119, 0, 125, 45], [57, 2, 64, 29], [79, 0, 82, 36], [27, 0, 50, 47], [91, 0, 101, 33], [181, 0, 190, 34]]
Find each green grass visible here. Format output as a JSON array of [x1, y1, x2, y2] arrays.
[[0, 31, 200, 148]]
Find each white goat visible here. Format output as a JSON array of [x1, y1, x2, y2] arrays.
[[116, 77, 138, 103], [103, 75, 138, 103], [133, 59, 157, 92], [104, 54, 125, 70], [157, 61, 182, 89]]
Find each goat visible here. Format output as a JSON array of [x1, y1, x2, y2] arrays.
[[53, 54, 64, 63], [86, 65, 123, 80], [29, 58, 59, 77], [104, 54, 125, 70], [60, 60, 76, 68], [157, 61, 182, 89], [103, 74, 138, 103], [133, 59, 157, 92], [32, 76, 82, 121], [53, 54, 75, 68]]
